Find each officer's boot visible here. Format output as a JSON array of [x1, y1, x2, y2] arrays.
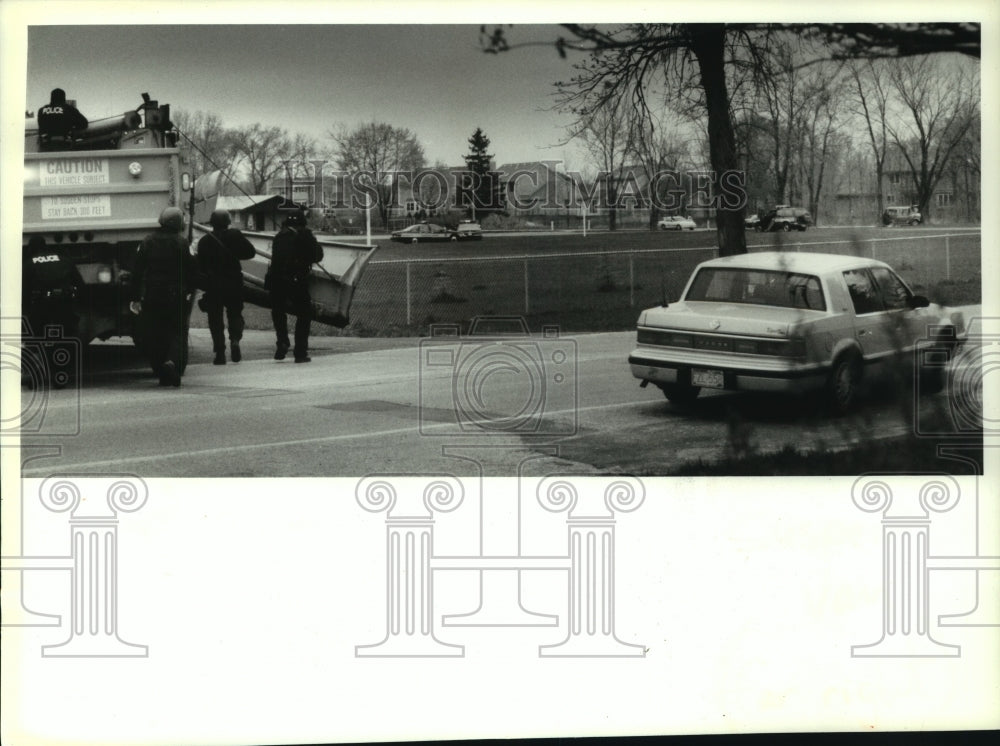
[[213, 347, 226, 365], [230, 341, 242, 363]]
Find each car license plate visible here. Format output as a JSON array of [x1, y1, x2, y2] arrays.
[[691, 368, 724, 389]]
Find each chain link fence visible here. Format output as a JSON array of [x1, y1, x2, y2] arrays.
[[343, 231, 981, 335]]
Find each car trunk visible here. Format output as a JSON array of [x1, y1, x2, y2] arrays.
[[639, 300, 821, 339]]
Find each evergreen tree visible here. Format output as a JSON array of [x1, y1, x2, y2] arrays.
[[461, 127, 502, 218]]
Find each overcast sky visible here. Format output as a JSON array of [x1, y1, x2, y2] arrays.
[[25, 24, 594, 170]]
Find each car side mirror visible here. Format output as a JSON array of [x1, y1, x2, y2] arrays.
[[909, 294, 930, 309]]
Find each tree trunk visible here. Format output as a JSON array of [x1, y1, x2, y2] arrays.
[[874, 162, 884, 224], [689, 25, 746, 256], [648, 205, 660, 230], [607, 175, 618, 231]]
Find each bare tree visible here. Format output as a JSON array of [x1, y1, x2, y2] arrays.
[[886, 55, 979, 221], [953, 116, 980, 222], [755, 38, 804, 206], [635, 114, 696, 227], [561, 95, 633, 231], [229, 123, 301, 194], [173, 109, 235, 178], [542, 24, 753, 253], [330, 121, 426, 226], [798, 65, 848, 224], [847, 59, 893, 221], [483, 22, 979, 255]]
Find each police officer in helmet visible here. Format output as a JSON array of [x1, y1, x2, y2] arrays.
[[37, 88, 88, 149], [197, 209, 255, 365], [131, 207, 197, 386], [268, 210, 323, 363]]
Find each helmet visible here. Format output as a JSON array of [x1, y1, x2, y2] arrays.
[[158, 207, 186, 233], [209, 209, 231, 229]]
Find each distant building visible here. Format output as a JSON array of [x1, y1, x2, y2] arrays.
[[214, 195, 307, 231], [830, 144, 979, 225], [269, 165, 491, 229], [496, 161, 585, 217]]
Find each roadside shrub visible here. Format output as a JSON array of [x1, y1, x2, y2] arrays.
[[481, 213, 534, 231]]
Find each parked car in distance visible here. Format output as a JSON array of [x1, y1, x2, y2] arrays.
[[451, 221, 483, 240], [391, 221, 483, 243], [745, 214, 761, 231], [390, 223, 451, 243], [763, 206, 812, 232], [628, 251, 966, 414], [658, 215, 697, 231], [882, 205, 922, 226]]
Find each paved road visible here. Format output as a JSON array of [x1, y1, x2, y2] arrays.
[[17, 319, 981, 478]]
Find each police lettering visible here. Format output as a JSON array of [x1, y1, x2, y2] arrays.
[[32, 254, 61, 264], [46, 159, 105, 175], [40, 105, 64, 115]]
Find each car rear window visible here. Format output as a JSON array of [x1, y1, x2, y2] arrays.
[[686, 268, 826, 310]]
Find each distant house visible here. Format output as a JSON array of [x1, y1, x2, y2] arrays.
[[496, 161, 585, 217], [830, 145, 978, 225], [269, 165, 488, 228], [215, 195, 307, 231]]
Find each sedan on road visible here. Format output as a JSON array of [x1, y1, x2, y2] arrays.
[[391, 222, 483, 243], [390, 223, 452, 243], [658, 215, 697, 231], [628, 251, 967, 413], [451, 221, 483, 241]]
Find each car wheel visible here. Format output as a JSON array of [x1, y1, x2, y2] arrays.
[[450, 235, 458, 241], [782, 223, 792, 232], [754, 225, 762, 232], [909, 219, 919, 226], [660, 383, 701, 406], [826, 353, 861, 415], [411, 237, 419, 244]]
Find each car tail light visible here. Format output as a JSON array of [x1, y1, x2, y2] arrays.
[[637, 329, 693, 347]]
